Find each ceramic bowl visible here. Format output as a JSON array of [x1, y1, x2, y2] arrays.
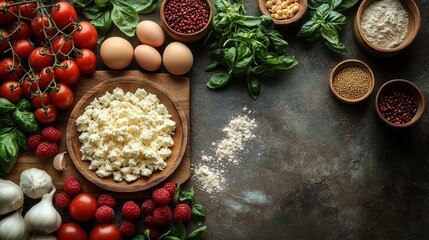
[[353, 0, 421, 57], [160, 0, 213, 43], [329, 59, 375, 104], [375, 79, 425, 128], [258, 0, 308, 27]]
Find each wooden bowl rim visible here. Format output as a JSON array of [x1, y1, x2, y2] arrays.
[[329, 59, 375, 104], [160, 0, 213, 38], [258, 0, 308, 25], [355, 0, 421, 53], [66, 76, 188, 192], [375, 79, 425, 128]]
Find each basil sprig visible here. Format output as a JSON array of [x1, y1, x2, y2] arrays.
[[297, 0, 358, 53]]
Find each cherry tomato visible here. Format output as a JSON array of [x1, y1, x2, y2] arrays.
[[38, 66, 55, 90], [69, 193, 98, 222], [9, 21, 32, 40], [0, 30, 10, 53], [57, 222, 88, 240], [52, 35, 73, 60], [21, 75, 39, 98], [29, 47, 54, 70], [51, 2, 77, 31], [75, 49, 97, 74], [49, 83, 74, 109], [0, 81, 22, 103], [89, 224, 121, 240], [72, 22, 98, 49], [13, 39, 35, 61], [19, 3, 37, 20], [0, 1, 17, 27], [31, 15, 58, 38], [31, 91, 50, 108], [0, 58, 24, 82], [55, 60, 80, 85], [35, 103, 57, 124]]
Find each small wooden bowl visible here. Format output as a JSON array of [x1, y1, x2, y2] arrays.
[[353, 0, 421, 57], [329, 59, 375, 104], [258, 0, 308, 27], [375, 79, 425, 128], [160, 0, 213, 43]]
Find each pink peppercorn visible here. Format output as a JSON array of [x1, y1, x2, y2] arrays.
[[378, 90, 418, 125], [164, 0, 210, 34]]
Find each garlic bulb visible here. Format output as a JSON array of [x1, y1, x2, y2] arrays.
[[29, 234, 57, 240], [0, 210, 30, 240], [24, 187, 62, 234], [0, 178, 24, 215], [20, 168, 53, 199]]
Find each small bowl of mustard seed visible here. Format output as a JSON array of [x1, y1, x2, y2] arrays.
[[329, 59, 375, 104], [375, 79, 425, 128]]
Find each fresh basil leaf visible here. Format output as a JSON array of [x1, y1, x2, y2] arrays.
[[0, 98, 15, 114], [224, 47, 237, 69], [207, 72, 232, 89], [321, 24, 339, 44], [91, 10, 113, 42], [11, 110, 39, 134], [236, 15, 263, 27], [13, 128, 27, 151], [73, 0, 92, 10], [325, 40, 347, 53], [127, 0, 158, 14], [0, 127, 19, 176], [329, 0, 342, 10], [0, 114, 15, 127], [15, 98, 31, 112], [314, 3, 331, 21], [170, 221, 186, 240], [260, 15, 275, 30], [192, 204, 206, 225], [95, 0, 109, 8], [247, 75, 261, 100], [173, 183, 181, 205], [188, 226, 206, 240], [214, 0, 231, 12], [325, 11, 347, 31], [205, 61, 220, 72], [297, 20, 322, 42], [234, 55, 252, 73], [267, 30, 288, 54], [308, 0, 326, 9], [131, 235, 147, 240], [335, 0, 358, 12], [111, 1, 139, 37], [83, 1, 102, 20]]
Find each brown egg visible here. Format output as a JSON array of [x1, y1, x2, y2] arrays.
[[162, 42, 193, 75], [134, 45, 162, 71], [100, 37, 134, 70], [136, 20, 165, 47]]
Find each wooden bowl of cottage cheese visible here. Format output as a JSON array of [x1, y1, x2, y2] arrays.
[[353, 0, 420, 57], [66, 76, 188, 192]]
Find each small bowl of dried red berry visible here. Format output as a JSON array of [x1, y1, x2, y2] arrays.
[[375, 79, 425, 128], [160, 0, 213, 43]]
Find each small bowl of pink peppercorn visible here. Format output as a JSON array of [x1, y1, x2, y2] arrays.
[[375, 79, 425, 128], [160, 0, 213, 43]]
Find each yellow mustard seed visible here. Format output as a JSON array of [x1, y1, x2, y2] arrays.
[[333, 66, 370, 99]]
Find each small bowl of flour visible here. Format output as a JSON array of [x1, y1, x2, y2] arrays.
[[353, 0, 421, 57]]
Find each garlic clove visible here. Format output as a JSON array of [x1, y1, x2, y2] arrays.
[[53, 152, 68, 171]]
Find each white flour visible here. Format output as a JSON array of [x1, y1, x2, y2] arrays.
[[360, 0, 408, 49], [193, 108, 258, 194]]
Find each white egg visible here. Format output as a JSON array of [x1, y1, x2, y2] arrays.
[[134, 45, 162, 71]]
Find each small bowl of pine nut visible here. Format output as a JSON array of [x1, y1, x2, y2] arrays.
[[329, 59, 375, 104], [258, 0, 308, 27]]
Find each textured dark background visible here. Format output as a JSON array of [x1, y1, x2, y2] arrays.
[[95, 0, 428, 239]]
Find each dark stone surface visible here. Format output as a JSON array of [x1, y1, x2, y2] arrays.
[[94, 0, 429, 239]]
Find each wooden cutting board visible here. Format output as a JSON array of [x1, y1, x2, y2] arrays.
[[3, 70, 191, 198]]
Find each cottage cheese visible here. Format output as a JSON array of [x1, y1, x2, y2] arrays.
[[76, 87, 176, 182]]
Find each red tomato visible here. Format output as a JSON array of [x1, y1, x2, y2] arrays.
[[31, 91, 50, 108], [75, 49, 97, 74], [0, 81, 22, 103], [89, 224, 121, 240], [31, 15, 57, 38], [69, 193, 98, 222], [35, 103, 57, 124], [52, 35, 73, 60], [51, 2, 77, 31], [21, 75, 39, 98], [72, 22, 98, 49], [55, 60, 80, 85], [13, 39, 35, 61], [19, 3, 37, 20], [0, 1, 17, 27], [29, 47, 54, 70], [38, 66, 55, 90], [9, 21, 32, 40], [0, 58, 24, 82], [57, 222, 88, 240], [0, 30, 10, 53], [49, 83, 74, 109]]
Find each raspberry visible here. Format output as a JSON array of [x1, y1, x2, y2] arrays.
[[144, 215, 156, 227], [55, 192, 71, 208], [141, 199, 157, 215], [35, 142, 58, 159], [147, 227, 160, 240], [152, 188, 171, 206], [162, 182, 177, 196], [95, 206, 115, 223], [27, 134, 42, 151], [98, 194, 116, 208], [63, 176, 82, 196], [41, 126, 62, 142], [119, 220, 135, 238], [122, 201, 141, 220], [153, 205, 172, 225], [173, 203, 191, 222]]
